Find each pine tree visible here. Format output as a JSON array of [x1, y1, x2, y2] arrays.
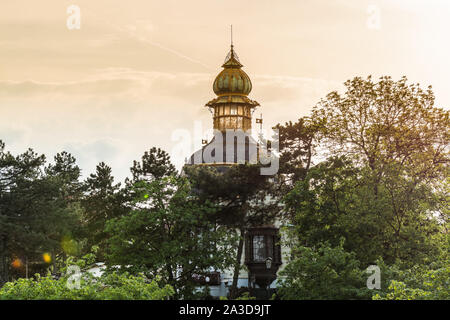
[[0, 142, 81, 284], [81, 162, 123, 259]]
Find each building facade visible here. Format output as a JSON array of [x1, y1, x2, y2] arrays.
[[185, 43, 284, 298]]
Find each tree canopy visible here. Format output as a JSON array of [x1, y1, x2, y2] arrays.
[[0, 75, 448, 300]]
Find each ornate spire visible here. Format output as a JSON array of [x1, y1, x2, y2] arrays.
[[223, 47, 242, 68], [223, 25, 242, 68], [231, 24, 233, 46]]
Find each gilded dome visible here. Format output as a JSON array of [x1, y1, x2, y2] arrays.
[[212, 46, 252, 96]]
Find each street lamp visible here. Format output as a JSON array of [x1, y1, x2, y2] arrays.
[[265, 257, 272, 270], [245, 226, 282, 297], [265, 257, 273, 298]]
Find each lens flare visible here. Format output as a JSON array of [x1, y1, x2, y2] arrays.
[[43, 253, 52, 263], [11, 258, 22, 268]]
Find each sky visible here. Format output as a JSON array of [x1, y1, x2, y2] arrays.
[[1, 0, 449, 182]]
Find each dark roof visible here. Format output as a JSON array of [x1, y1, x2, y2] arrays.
[[186, 131, 261, 166]]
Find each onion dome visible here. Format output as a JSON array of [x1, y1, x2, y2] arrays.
[[212, 45, 252, 96]]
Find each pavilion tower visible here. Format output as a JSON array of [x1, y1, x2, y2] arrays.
[[206, 44, 260, 132], [185, 35, 282, 298], [187, 42, 262, 166]]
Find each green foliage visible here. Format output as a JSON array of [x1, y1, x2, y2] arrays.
[[105, 171, 237, 299], [185, 164, 282, 298], [235, 292, 256, 300], [129, 147, 176, 183], [0, 248, 174, 300], [274, 116, 325, 184], [220, 292, 256, 300], [81, 162, 125, 259], [277, 240, 372, 300], [371, 242, 449, 300], [279, 76, 448, 268], [373, 266, 450, 300], [0, 271, 174, 300], [2, 75, 448, 300], [185, 164, 281, 228], [283, 156, 443, 267], [314, 76, 448, 182], [0, 142, 82, 284]]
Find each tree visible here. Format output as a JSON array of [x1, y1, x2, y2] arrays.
[[284, 155, 443, 267], [0, 142, 82, 285], [277, 240, 372, 300], [274, 116, 324, 185], [45, 151, 85, 256], [81, 162, 124, 259], [282, 76, 448, 267], [0, 250, 174, 300], [373, 254, 450, 300], [185, 164, 282, 298], [45, 151, 82, 199], [106, 153, 236, 299], [129, 147, 176, 183], [314, 76, 448, 181]]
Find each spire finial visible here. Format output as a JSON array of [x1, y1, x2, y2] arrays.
[[231, 24, 233, 47], [223, 25, 242, 66]]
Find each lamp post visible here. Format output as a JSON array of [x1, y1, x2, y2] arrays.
[[265, 257, 272, 270], [266, 257, 272, 299], [245, 226, 282, 299], [265, 257, 272, 299]]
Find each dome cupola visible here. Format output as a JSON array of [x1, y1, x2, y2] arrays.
[[212, 45, 252, 96], [205, 43, 260, 132]]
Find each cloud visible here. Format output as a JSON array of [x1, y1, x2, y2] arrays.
[[0, 68, 342, 180], [0, 68, 340, 103], [0, 69, 211, 100]]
